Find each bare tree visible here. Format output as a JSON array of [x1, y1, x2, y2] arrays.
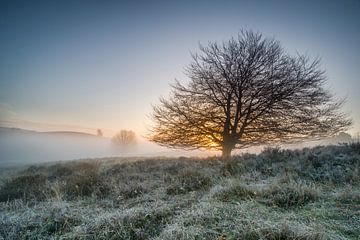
[[147, 31, 351, 159], [96, 129, 103, 137], [112, 130, 137, 146]]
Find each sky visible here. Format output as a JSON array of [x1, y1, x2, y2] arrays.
[[0, 0, 359, 138]]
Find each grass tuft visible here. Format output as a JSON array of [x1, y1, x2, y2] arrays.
[[261, 182, 318, 208], [261, 225, 324, 240], [0, 174, 48, 202], [62, 171, 110, 199], [166, 170, 212, 195], [215, 184, 256, 202]]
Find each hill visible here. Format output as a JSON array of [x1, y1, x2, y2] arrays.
[[0, 127, 97, 137], [0, 144, 359, 239], [0, 127, 112, 167]]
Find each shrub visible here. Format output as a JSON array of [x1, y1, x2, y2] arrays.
[[215, 185, 256, 202], [336, 190, 360, 205], [105, 163, 126, 176], [85, 207, 175, 240], [63, 171, 110, 199], [260, 147, 287, 162], [228, 225, 324, 240], [119, 185, 147, 200], [43, 211, 80, 235], [48, 165, 74, 180], [22, 165, 47, 174], [0, 174, 48, 202], [261, 225, 324, 240], [71, 161, 100, 173], [222, 160, 247, 176], [221, 154, 257, 176], [300, 150, 360, 184], [347, 142, 360, 154], [121, 208, 174, 239], [237, 230, 261, 240], [166, 170, 211, 195], [261, 182, 318, 208], [0, 204, 81, 238]]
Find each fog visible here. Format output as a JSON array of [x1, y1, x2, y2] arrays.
[[0, 127, 353, 168], [0, 128, 215, 168]]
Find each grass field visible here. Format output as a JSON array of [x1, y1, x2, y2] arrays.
[[0, 143, 359, 239]]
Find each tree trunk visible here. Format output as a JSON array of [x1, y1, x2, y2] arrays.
[[221, 145, 232, 160]]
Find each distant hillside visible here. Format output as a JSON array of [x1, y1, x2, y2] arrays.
[[0, 127, 97, 138], [0, 127, 37, 134], [0, 127, 112, 167], [42, 131, 98, 138]]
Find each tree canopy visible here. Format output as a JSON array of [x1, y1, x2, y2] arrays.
[[148, 31, 351, 159]]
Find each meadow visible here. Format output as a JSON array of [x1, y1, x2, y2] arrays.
[[0, 143, 359, 239]]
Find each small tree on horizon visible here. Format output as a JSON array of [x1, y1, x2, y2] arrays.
[[112, 130, 137, 147], [147, 30, 351, 159], [96, 129, 103, 137]]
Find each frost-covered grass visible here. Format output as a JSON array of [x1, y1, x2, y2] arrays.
[[0, 144, 359, 239]]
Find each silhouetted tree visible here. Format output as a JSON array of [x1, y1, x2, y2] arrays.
[[148, 30, 351, 159], [96, 129, 103, 137], [112, 130, 137, 146]]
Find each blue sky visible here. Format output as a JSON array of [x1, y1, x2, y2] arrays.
[[0, 0, 359, 137]]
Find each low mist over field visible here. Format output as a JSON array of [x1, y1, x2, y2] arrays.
[[0, 127, 355, 168], [0, 127, 212, 167], [0, 127, 113, 166]]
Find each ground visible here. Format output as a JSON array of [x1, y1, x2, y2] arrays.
[[0, 144, 359, 240]]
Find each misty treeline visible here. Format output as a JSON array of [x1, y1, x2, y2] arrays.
[[148, 30, 351, 159]]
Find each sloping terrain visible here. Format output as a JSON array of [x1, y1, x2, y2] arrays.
[[0, 144, 359, 239], [0, 127, 111, 167]]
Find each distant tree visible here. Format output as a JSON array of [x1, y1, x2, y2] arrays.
[[96, 129, 103, 137], [112, 130, 137, 147], [148, 30, 351, 159]]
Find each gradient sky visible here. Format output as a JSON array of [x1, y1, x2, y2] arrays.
[[0, 0, 359, 138]]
